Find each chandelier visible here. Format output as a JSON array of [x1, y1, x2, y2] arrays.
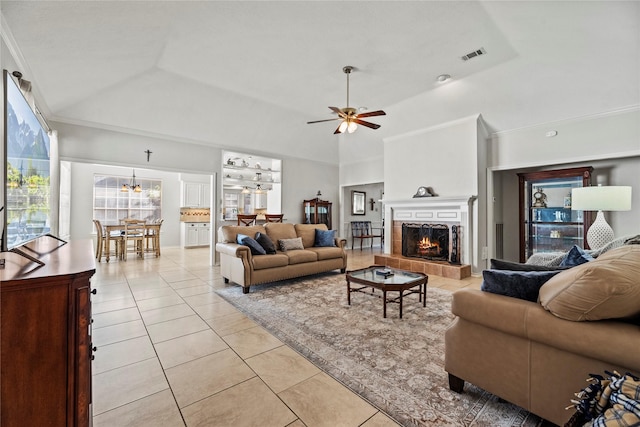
[[121, 169, 142, 192]]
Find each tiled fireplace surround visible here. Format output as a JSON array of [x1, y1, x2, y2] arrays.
[[375, 196, 476, 279]]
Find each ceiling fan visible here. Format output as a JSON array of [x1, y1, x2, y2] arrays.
[[307, 66, 386, 134]]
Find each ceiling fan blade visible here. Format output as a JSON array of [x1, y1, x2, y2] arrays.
[[329, 106, 347, 118], [333, 123, 345, 134], [307, 118, 341, 124], [356, 110, 386, 118], [353, 118, 381, 130]]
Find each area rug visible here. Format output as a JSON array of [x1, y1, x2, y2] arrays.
[[216, 273, 545, 427]]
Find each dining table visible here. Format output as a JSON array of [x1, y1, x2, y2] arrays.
[[102, 222, 161, 262]]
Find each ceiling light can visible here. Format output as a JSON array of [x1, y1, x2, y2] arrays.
[[436, 74, 451, 83]]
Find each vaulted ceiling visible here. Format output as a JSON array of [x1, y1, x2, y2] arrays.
[[2, 1, 638, 165]]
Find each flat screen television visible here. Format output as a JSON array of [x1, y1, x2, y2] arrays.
[[2, 69, 52, 252]]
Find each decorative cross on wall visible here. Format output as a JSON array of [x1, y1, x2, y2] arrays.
[[145, 149, 152, 162], [369, 198, 375, 210]]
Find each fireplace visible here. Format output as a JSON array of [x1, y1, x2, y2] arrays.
[[383, 196, 475, 268], [402, 223, 459, 263]]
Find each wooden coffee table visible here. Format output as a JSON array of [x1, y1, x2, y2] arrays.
[[346, 265, 428, 318]]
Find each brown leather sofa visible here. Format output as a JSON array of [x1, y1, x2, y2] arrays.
[[216, 223, 347, 293], [445, 245, 640, 426]]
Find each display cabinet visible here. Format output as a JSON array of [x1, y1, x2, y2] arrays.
[[518, 166, 593, 262], [303, 198, 332, 229], [222, 151, 281, 220]]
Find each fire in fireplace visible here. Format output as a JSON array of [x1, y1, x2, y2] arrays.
[[402, 223, 459, 263]]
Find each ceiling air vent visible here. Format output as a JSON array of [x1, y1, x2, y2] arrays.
[[461, 47, 486, 61]]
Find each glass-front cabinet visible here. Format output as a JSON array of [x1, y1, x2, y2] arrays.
[[221, 151, 282, 221], [303, 198, 332, 229], [518, 166, 593, 262]]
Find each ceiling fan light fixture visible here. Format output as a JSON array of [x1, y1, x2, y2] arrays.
[[307, 65, 385, 135]]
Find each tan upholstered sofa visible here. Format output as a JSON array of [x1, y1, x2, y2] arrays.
[[216, 223, 347, 293], [445, 245, 640, 426]]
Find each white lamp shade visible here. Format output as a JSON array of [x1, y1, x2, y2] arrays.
[[571, 186, 632, 211]]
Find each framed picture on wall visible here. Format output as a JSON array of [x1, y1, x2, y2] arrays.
[[352, 191, 366, 215]]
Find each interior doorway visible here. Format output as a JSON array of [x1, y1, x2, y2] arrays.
[[340, 182, 384, 249]]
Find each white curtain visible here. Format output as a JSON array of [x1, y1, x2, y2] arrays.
[[48, 130, 61, 237]]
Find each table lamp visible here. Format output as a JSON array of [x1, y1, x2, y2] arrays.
[[571, 185, 632, 249]]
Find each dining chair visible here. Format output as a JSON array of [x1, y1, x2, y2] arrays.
[[93, 219, 123, 261], [144, 219, 163, 257], [237, 214, 257, 226], [264, 214, 284, 223], [120, 218, 141, 225], [123, 221, 146, 260]]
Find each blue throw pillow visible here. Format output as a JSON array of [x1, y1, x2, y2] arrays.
[[255, 232, 277, 254], [560, 245, 594, 267], [314, 229, 336, 247], [481, 270, 561, 302], [237, 234, 266, 255]]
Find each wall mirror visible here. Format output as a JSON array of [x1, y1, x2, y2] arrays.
[[351, 191, 366, 215]]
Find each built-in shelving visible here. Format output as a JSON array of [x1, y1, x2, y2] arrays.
[[222, 151, 282, 221]]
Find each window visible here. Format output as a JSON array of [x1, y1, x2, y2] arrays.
[[93, 175, 162, 224]]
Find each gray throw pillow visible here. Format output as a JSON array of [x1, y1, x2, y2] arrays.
[[279, 237, 304, 251]]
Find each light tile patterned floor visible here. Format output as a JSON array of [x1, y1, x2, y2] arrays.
[[91, 246, 482, 426]]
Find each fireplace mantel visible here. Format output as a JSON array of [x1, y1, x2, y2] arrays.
[[383, 196, 477, 265], [382, 196, 476, 210]]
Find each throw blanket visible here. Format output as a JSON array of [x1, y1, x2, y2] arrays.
[[527, 235, 640, 266], [568, 371, 640, 427]]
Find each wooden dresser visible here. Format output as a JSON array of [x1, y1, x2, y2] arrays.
[[1, 237, 96, 427]]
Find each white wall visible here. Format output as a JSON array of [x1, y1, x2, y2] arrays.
[[56, 122, 220, 174], [489, 108, 640, 171], [339, 156, 384, 188], [383, 115, 480, 200], [70, 163, 183, 247]]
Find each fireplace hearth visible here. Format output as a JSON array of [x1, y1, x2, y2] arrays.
[[402, 223, 459, 263]]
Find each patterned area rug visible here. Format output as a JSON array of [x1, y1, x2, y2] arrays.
[[216, 273, 545, 427]]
